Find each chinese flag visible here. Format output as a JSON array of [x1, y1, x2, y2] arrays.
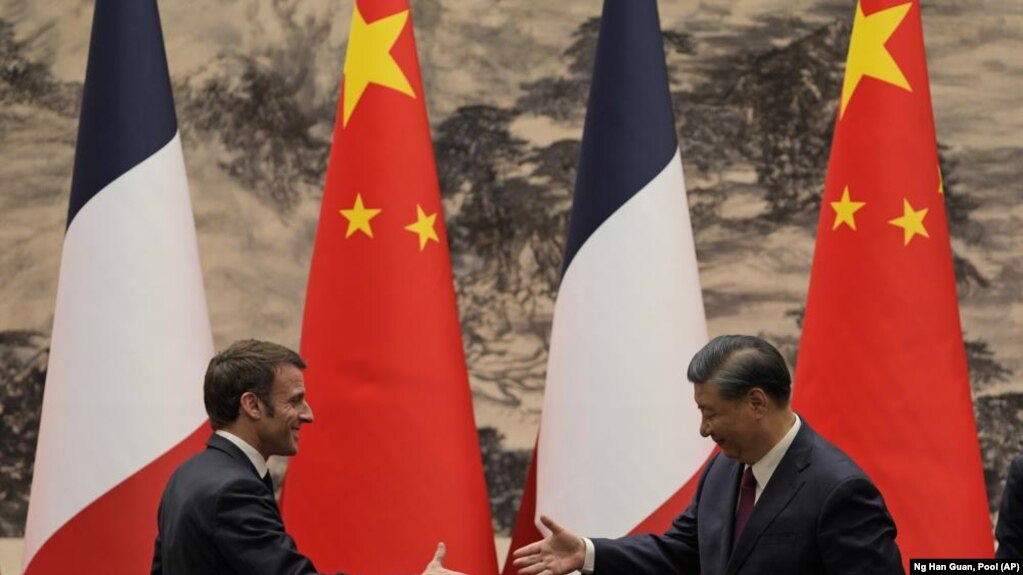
[[280, 1, 498, 574], [793, 0, 993, 565]]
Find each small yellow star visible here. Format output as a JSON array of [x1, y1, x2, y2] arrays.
[[888, 198, 929, 246], [342, 6, 415, 126], [840, 1, 913, 118], [339, 194, 382, 238], [937, 167, 944, 195], [831, 186, 866, 231], [404, 204, 439, 250]]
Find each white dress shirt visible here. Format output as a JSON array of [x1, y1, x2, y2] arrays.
[[215, 429, 270, 481], [747, 413, 800, 504]]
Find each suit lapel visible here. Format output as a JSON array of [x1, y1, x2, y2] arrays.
[[698, 455, 744, 575], [726, 423, 816, 575], [720, 463, 745, 572], [208, 434, 266, 482], [208, 434, 282, 513]]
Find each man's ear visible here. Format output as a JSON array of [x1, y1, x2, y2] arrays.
[[747, 387, 769, 416], [239, 391, 263, 420]]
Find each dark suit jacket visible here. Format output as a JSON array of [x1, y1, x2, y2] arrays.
[[592, 420, 903, 575], [996, 455, 1023, 558], [152, 433, 332, 575]]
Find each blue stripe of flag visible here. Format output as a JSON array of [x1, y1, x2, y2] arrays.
[[562, 0, 678, 273], [68, 0, 178, 226]]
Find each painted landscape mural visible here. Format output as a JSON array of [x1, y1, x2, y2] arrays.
[[1, 0, 1020, 550]]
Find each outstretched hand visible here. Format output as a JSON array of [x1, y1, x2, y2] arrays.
[[422, 542, 470, 575], [511, 516, 586, 575]]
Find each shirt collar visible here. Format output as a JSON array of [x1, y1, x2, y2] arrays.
[[215, 429, 269, 479], [749, 413, 801, 498]]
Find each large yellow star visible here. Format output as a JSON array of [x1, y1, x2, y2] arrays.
[[342, 6, 415, 126], [839, 1, 913, 118], [404, 204, 439, 250], [831, 186, 866, 231], [339, 194, 381, 238], [888, 198, 929, 246]]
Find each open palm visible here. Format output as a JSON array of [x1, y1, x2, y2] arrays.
[[512, 516, 585, 575]]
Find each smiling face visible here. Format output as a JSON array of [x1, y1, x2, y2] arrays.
[[694, 381, 762, 464], [253, 363, 314, 459]]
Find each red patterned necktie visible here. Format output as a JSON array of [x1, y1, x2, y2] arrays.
[[732, 466, 757, 550]]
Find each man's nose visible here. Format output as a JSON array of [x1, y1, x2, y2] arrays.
[[699, 419, 711, 438], [302, 402, 314, 424]]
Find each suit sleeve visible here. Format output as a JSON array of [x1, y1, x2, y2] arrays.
[[151, 534, 163, 574], [212, 477, 331, 575], [151, 500, 163, 575], [996, 456, 1023, 559], [591, 459, 714, 575], [817, 476, 903, 575]]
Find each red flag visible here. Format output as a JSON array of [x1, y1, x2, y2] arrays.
[[280, 1, 498, 574], [793, 0, 992, 564]]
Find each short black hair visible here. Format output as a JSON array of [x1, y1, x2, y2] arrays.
[[687, 335, 791, 404], [204, 339, 306, 429]]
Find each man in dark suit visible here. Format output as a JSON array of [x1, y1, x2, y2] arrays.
[[152, 339, 462, 575], [996, 454, 1023, 558], [512, 335, 903, 575]]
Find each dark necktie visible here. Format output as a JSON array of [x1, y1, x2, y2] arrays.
[[732, 466, 757, 550], [262, 472, 275, 495]]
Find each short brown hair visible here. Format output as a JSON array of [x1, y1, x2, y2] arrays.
[[203, 339, 306, 429]]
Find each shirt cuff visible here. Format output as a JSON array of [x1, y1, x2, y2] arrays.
[[581, 537, 595, 574]]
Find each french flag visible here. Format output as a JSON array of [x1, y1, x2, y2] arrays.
[[21, 0, 213, 572], [504, 0, 713, 566]]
